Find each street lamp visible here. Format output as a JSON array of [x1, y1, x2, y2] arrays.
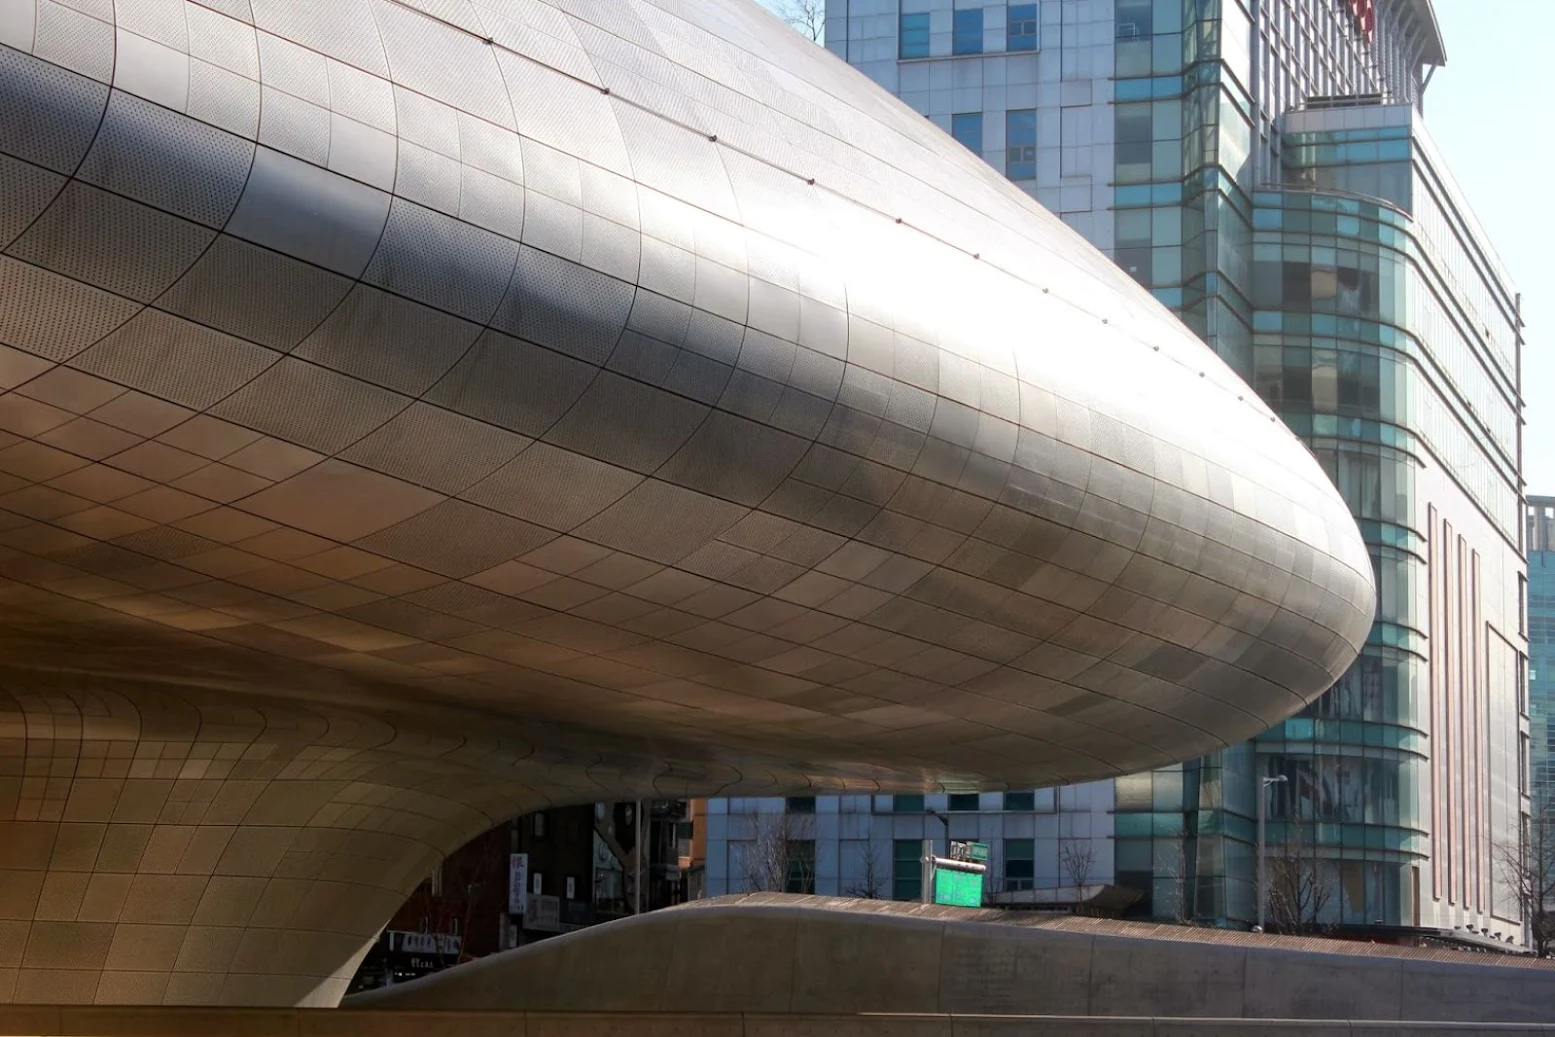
[[1255, 774, 1288, 932], [923, 810, 952, 904], [927, 809, 952, 853]]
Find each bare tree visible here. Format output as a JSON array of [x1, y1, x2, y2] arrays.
[[1495, 804, 1555, 956], [772, 0, 824, 42], [1059, 840, 1096, 915], [742, 811, 817, 893], [1157, 842, 1192, 924], [844, 839, 888, 899], [1267, 821, 1334, 934]]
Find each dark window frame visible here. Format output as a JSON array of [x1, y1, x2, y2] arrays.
[[900, 12, 931, 58], [1008, 3, 1039, 51], [952, 7, 984, 55]]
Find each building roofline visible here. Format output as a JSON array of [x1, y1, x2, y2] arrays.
[[1401, 0, 1448, 67]]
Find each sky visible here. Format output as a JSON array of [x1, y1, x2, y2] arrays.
[[757, 0, 1552, 495]]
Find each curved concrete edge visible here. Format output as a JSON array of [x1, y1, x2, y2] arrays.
[[1, 1006, 1554, 1037], [345, 898, 1555, 1024]]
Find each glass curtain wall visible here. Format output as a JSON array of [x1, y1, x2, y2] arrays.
[[1110, 0, 1262, 926], [1248, 180, 1431, 928], [1531, 500, 1555, 815]]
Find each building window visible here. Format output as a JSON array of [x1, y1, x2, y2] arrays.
[[1004, 838, 1035, 891], [1003, 791, 1036, 811], [900, 12, 930, 58], [947, 793, 980, 811], [786, 840, 816, 893], [952, 8, 983, 55], [786, 796, 816, 814], [1115, 0, 1152, 37], [1113, 103, 1152, 183], [951, 112, 983, 155], [893, 839, 922, 901], [1521, 734, 1531, 795], [1006, 109, 1036, 180], [1008, 4, 1038, 50], [894, 794, 925, 812], [1521, 574, 1528, 636], [534, 811, 546, 838]]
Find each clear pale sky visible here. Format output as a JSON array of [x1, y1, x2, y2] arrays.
[[756, 0, 1551, 496]]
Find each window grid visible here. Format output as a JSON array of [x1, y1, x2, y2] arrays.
[[785, 839, 816, 894], [900, 12, 929, 59], [893, 839, 923, 901], [1005, 837, 1035, 891], [1006, 109, 1036, 180], [1008, 3, 1039, 51], [951, 111, 983, 155], [952, 8, 984, 55]]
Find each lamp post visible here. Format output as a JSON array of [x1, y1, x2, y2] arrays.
[[1255, 774, 1288, 932], [928, 809, 951, 854], [922, 810, 952, 904]]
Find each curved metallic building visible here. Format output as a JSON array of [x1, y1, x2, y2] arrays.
[[0, 0, 1371, 1007]]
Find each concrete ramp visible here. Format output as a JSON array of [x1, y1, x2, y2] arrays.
[[346, 894, 1555, 1024]]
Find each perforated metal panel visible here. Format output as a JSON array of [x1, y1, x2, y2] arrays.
[[160, 235, 353, 348], [72, 308, 278, 407], [294, 285, 480, 394], [0, 153, 65, 249], [7, 181, 215, 301], [0, 0, 1375, 1009], [0, 42, 110, 172]]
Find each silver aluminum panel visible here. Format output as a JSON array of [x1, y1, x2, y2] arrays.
[[0, 0, 1373, 1007]]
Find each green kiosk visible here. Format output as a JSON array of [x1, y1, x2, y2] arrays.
[[921, 840, 989, 907]]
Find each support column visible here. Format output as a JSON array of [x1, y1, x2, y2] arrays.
[[0, 677, 548, 1006]]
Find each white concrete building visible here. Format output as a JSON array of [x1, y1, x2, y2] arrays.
[[703, 786, 1116, 901]]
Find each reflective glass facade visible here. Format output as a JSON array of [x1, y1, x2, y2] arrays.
[[1100, 2, 1525, 942], [827, 0, 1526, 943], [1247, 106, 1524, 938], [1133, 109, 1527, 936], [1532, 498, 1555, 815]]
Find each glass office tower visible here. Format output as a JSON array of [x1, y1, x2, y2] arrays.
[[820, 0, 1528, 943], [1531, 498, 1555, 816]]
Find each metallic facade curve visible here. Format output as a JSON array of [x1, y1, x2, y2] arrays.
[[0, 0, 1370, 1007]]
